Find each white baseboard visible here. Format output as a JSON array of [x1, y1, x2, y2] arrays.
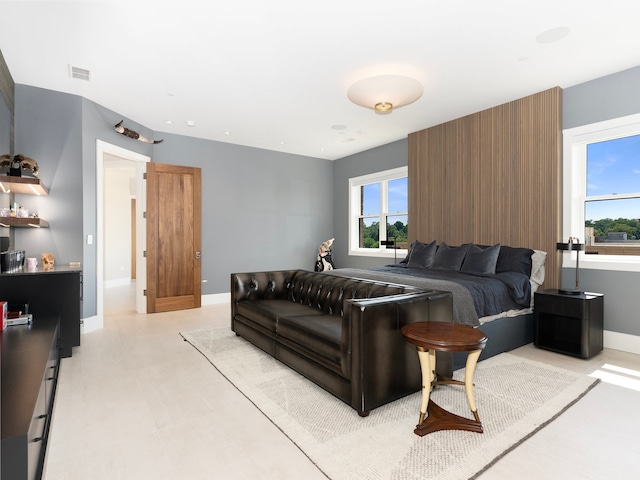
[[202, 292, 230, 306], [604, 330, 640, 355], [81, 314, 103, 333], [105, 278, 132, 289]]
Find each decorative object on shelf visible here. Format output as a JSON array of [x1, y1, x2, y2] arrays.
[[0, 153, 39, 176], [556, 237, 584, 295], [314, 237, 335, 272], [114, 120, 163, 144], [381, 237, 397, 263], [347, 75, 423, 114], [41, 252, 55, 270]]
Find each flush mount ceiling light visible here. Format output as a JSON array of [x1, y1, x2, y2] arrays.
[[347, 75, 423, 114]]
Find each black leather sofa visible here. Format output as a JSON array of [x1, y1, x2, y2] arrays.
[[231, 269, 453, 416]]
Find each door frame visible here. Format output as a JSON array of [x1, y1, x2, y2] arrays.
[[94, 140, 150, 329]]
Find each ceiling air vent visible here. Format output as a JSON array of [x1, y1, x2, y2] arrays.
[[69, 65, 91, 81]]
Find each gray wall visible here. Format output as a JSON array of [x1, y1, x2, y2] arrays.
[[14, 85, 83, 270], [13, 85, 332, 317], [11, 62, 640, 340], [562, 65, 640, 336], [81, 97, 153, 317], [331, 139, 408, 269], [152, 133, 334, 293]]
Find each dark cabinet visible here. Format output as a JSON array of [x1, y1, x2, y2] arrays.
[[1, 316, 61, 480], [534, 289, 604, 359], [0, 266, 81, 357]]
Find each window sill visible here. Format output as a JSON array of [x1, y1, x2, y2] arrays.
[[349, 249, 407, 259], [563, 254, 640, 272]]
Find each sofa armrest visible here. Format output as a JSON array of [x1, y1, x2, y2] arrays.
[[230, 270, 299, 330], [345, 290, 453, 414]]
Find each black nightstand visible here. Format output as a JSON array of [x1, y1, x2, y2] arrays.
[[534, 289, 604, 359]]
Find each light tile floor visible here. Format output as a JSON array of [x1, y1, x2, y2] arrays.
[[44, 284, 640, 479]]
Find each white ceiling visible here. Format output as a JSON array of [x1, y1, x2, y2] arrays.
[[1, 1, 640, 160]]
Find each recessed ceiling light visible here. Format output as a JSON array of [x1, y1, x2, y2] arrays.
[[331, 124, 347, 131], [165, 120, 173, 124], [536, 26, 570, 44], [280, 141, 286, 145], [186, 120, 195, 127], [224, 131, 231, 135]]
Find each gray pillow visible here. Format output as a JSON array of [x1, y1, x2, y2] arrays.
[[407, 240, 438, 268], [461, 243, 501, 274], [495, 246, 534, 276], [432, 242, 469, 270]]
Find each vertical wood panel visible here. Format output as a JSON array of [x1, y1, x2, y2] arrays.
[[408, 87, 562, 289], [0, 49, 14, 155]]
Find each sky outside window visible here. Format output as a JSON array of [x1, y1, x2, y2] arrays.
[[362, 177, 407, 219], [586, 134, 640, 220]]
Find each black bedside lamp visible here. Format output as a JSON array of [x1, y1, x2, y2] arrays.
[[557, 237, 584, 295]]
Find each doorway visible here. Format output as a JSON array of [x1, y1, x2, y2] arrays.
[[93, 140, 149, 331]]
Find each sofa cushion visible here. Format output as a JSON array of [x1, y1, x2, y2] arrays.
[[277, 314, 342, 365], [236, 300, 324, 332]]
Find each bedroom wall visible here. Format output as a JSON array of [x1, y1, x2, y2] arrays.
[[152, 133, 334, 295], [13, 84, 333, 319], [407, 87, 562, 290], [563, 65, 640, 344], [13, 85, 84, 271]]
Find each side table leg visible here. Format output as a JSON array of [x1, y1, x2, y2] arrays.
[[416, 347, 434, 425], [464, 349, 482, 422]]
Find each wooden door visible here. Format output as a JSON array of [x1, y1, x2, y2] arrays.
[[146, 162, 202, 313]]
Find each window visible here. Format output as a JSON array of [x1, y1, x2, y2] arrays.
[[348, 167, 408, 258], [563, 113, 640, 271]]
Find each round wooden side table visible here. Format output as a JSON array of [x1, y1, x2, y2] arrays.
[[401, 321, 488, 436]]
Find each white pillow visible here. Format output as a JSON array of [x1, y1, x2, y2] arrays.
[[530, 250, 547, 287]]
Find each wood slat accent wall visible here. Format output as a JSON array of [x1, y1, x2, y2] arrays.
[[408, 87, 562, 289]]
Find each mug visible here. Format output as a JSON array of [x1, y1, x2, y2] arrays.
[[26, 257, 38, 269]]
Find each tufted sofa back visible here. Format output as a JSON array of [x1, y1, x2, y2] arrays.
[[287, 270, 421, 316]]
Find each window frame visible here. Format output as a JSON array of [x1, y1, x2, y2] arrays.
[[563, 112, 640, 272], [348, 166, 408, 258]]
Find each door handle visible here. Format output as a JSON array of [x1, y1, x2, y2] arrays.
[[195, 252, 201, 259]]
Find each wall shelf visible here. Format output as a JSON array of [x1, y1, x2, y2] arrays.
[[0, 217, 49, 228], [0, 175, 49, 196], [1, 176, 49, 231]]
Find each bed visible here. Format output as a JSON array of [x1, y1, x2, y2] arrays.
[[325, 240, 547, 368]]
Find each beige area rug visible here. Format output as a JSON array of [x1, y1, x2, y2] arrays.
[[181, 327, 599, 480]]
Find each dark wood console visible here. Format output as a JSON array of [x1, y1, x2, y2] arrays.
[[0, 266, 81, 357], [1, 316, 61, 480]]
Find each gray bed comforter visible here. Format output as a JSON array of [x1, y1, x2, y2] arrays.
[[324, 266, 531, 327]]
